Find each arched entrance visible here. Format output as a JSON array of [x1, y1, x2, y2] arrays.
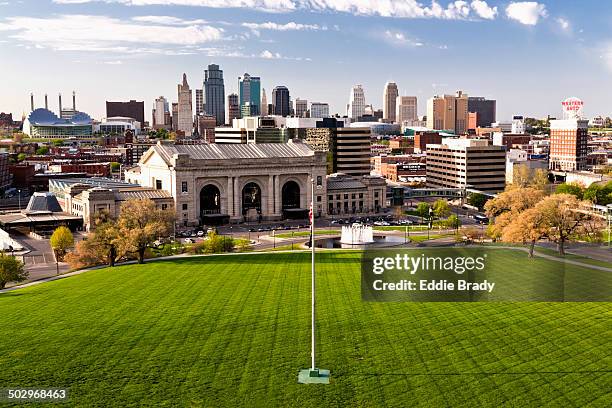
[[242, 182, 262, 220], [282, 181, 300, 210], [200, 184, 221, 215], [282, 180, 307, 219]]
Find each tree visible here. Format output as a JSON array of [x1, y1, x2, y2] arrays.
[[501, 208, 547, 257], [533, 194, 591, 255], [16, 153, 26, 162], [467, 193, 488, 210], [116, 199, 174, 264], [433, 199, 451, 218], [35, 146, 49, 155], [110, 162, 121, 172], [0, 252, 28, 289], [446, 214, 461, 230], [555, 183, 584, 199], [510, 165, 549, 191], [583, 181, 612, 206], [415, 202, 431, 223], [65, 239, 104, 270], [50, 226, 74, 261]]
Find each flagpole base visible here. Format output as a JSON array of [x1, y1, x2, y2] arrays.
[[298, 368, 330, 384]]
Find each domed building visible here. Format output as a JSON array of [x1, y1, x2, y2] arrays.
[[23, 108, 93, 139]]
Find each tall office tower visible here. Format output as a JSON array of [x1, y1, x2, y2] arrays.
[[295, 98, 308, 117], [204, 64, 225, 125], [396, 96, 418, 125], [177, 73, 193, 136], [332, 126, 372, 176], [549, 117, 589, 171], [239, 73, 261, 116], [261, 88, 268, 116], [383, 82, 399, 122], [467, 96, 496, 127], [153, 96, 170, 129], [105, 100, 145, 128], [310, 102, 329, 118], [171, 103, 178, 131], [426, 91, 468, 134], [272, 86, 290, 117], [348, 85, 366, 119], [227, 93, 240, 123], [195, 89, 204, 116], [426, 138, 506, 193]]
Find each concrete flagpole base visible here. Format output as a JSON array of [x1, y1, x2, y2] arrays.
[[298, 368, 330, 384]]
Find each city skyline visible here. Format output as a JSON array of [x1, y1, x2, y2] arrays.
[[1, 0, 611, 120]]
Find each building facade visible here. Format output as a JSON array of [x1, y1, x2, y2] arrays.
[[348, 85, 366, 119], [272, 86, 290, 117], [227, 93, 240, 124], [126, 141, 328, 225], [549, 119, 589, 171], [332, 127, 372, 177], [105, 100, 145, 129], [396, 96, 417, 125], [427, 91, 468, 134], [195, 89, 204, 116], [295, 98, 308, 118], [310, 102, 329, 118], [467, 97, 496, 128], [426, 138, 506, 193], [152, 96, 170, 129], [383, 82, 399, 123], [239, 73, 261, 117], [204, 64, 225, 126], [177, 73, 193, 136]]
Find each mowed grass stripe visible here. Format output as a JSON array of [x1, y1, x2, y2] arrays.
[[0, 251, 610, 407]]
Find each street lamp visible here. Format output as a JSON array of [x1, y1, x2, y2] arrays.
[[607, 205, 612, 247], [17, 189, 21, 210]]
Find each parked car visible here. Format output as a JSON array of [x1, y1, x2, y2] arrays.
[[196, 230, 205, 237], [184, 238, 194, 244]]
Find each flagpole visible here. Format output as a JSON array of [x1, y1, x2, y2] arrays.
[[311, 177, 316, 371]]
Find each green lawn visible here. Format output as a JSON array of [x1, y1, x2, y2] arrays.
[[0, 251, 610, 406], [275, 229, 338, 238]]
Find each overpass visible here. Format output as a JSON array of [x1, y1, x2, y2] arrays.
[[399, 187, 498, 199]]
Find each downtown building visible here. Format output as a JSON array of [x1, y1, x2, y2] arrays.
[[396, 96, 417, 126], [105, 100, 145, 129], [426, 138, 506, 193], [227, 93, 240, 124], [348, 85, 366, 119], [177, 73, 193, 136], [272, 86, 290, 116], [239, 73, 261, 116], [549, 118, 589, 172], [204, 64, 225, 126], [152, 96, 171, 130], [427, 91, 469, 134], [467, 97, 496, 128], [383, 82, 399, 123], [310, 102, 329, 118], [295, 98, 308, 117]]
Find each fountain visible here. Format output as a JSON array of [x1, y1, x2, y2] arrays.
[[340, 223, 374, 245]]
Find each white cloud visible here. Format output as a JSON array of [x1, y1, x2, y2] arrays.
[[470, 0, 497, 20], [260, 49, 281, 58], [505, 2, 547, 26], [196, 46, 308, 60], [103, 60, 123, 65], [0, 15, 223, 53], [556, 17, 570, 32], [53, 0, 501, 20], [131, 15, 208, 25], [383, 30, 423, 47], [242, 21, 325, 31]]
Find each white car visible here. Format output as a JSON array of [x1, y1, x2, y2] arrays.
[[184, 238, 194, 244], [196, 230, 205, 237]]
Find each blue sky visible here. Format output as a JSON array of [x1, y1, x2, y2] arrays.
[[0, 0, 610, 122]]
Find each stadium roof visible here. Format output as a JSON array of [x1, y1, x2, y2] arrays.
[[26, 108, 92, 126]]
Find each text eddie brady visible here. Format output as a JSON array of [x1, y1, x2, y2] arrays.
[[361, 249, 496, 302]]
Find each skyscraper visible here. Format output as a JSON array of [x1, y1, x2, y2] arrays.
[[396, 96, 418, 125], [239, 73, 261, 116], [383, 82, 399, 123], [467, 96, 496, 127], [272, 86, 290, 116], [177, 73, 193, 136], [295, 98, 308, 117], [348, 85, 366, 119], [106, 100, 145, 128], [426, 91, 468, 134], [204, 64, 225, 125], [549, 118, 588, 171], [152, 96, 170, 129], [261, 88, 268, 116], [195, 89, 204, 116], [227, 93, 240, 123]]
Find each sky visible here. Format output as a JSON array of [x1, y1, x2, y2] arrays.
[[0, 0, 611, 122]]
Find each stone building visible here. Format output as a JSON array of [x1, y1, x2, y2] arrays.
[[126, 140, 328, 225]]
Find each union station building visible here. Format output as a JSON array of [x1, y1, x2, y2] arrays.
[[125, 140, 329, 226]]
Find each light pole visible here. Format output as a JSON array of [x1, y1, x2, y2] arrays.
[[272, 229, 276, 249], [607, 205, 612, 247], [17, 189, 21, 210]]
